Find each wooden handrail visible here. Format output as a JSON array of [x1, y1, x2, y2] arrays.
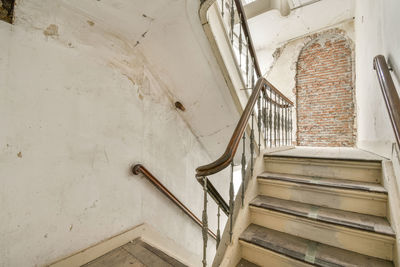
[[373, 55, 400, 147], [196, 77, 264, 177], [132, 164, 217, 239], [195, 78, 293, 178]]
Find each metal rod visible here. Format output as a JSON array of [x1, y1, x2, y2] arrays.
[[258, 91, 262, 152], [274, 91, 277, 147], [269, 87, 272, 147], [216, 206, 221, 249], [229, 161, 234, 243], [241, 132, 246, 207], [250, 111, 255, 177], [202, 176, 208, 267], [230, 0, 234, 44], [263, 88, 267, 148]]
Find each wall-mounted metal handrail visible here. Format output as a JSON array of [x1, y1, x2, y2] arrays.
[[373, 55, 400, 147], [132, 164, 217, 239]]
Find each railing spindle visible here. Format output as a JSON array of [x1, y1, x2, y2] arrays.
[[250, 111, 255, 177], [269, 88, 272, 147], [216, 206, 220, 249], [202, 176, 208, 267], [257, 92, 262, 152], [238, 18, 242, 68], [263, 88, 267, 148], [274, 91, 277, 146], [229, 161, 234, 242], [241, 133, 246, 207], [230, 0, 234, 44]]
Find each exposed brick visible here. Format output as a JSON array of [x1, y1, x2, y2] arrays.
[[296, 31, 355, 147]]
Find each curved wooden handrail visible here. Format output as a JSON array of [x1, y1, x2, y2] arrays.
[[132, 164, 217, 239], [196, 77, 264, 177], [373, 55, 400, 147], [196, 78, 293, 178], [196, 0, 294, 212]]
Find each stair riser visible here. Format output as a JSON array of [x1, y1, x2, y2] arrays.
[[258, 179, 387, 216], [264, 157, 382, 183], [240, 241, 312, 267], [250, 207, 394, 261]]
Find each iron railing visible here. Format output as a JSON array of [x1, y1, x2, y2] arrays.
[[197, 0, 294, 265]]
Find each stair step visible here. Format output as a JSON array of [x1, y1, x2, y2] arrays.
[[250, 196, 394, 236], [236, 259, 260, 267], [264, 155, 382, 183], [257, 173, 387, 216], [258, 172, 386, 193], [249, 195, 394, 259], [239, 224, 394, 267]]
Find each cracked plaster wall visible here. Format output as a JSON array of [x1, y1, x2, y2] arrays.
[[0, 0, 239, 266]]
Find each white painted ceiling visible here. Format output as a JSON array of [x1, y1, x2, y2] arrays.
[[245, 0, 355, 74]]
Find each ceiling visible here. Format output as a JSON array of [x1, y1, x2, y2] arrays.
[[245, 0, 355, 74]]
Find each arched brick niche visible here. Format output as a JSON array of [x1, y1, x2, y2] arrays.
[[296, 31, 355, 147]]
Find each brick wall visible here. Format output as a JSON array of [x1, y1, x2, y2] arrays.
[[296, 32, 355, 147]]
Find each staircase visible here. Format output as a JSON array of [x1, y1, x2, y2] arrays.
[[235, 149, 395, 266]]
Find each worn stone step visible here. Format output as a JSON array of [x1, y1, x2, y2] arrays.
[[236, 259, 260, 267], [239, 224, 394, 267], [257, 172, 388, 216], [250, 195, 394, 236], [249, 196, 395, 260], [264, 155, 382, 183]]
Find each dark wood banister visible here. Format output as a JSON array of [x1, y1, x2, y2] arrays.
[[373, 55, 400, 147], [132, 164, 217, 239], [196, 0, 294, 202], [194, 0, 294, 222], [196, 77, 264, 178]]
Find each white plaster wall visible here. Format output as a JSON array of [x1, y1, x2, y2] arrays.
[[0, 0, 238, 266], [355, 0, 400, 158]]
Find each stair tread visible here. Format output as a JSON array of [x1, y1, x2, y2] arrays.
[[258, 172, 387, 193], [250, 195, 395, 236], [240, 224, 394, 267], [236, 259, 260, 267], [264, 147, 384, 162]]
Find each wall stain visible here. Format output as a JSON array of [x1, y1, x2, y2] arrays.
[[86, 20, 95, 26], [17, 151, 22, 158], [43, 24, 59, 37]]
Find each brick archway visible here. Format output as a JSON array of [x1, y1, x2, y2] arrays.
[[296, 32, 355, 147]]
